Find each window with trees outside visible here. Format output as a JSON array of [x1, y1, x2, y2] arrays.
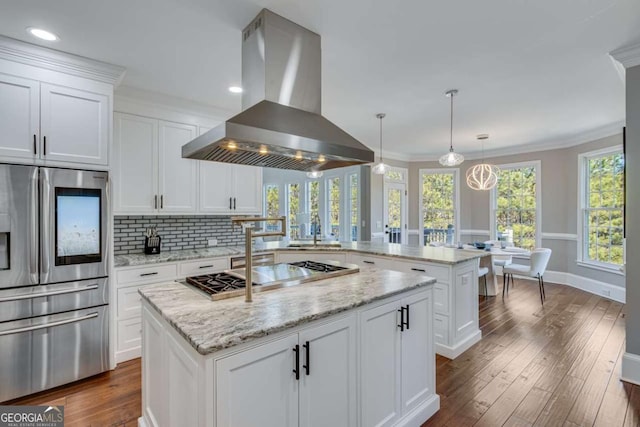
[[308, 181, 320, 235], [288, 184, 301, 239], [265, 184, 279, 218], [580, 148, 624, 268], [350, 173, 359, 241], [491, 162, 539, 250], [420, 170, 458, 246], [328, 177, 340, 239]]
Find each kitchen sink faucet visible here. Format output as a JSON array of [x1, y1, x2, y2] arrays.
[[311, 213, 321, 246], [231, 216, 287, 302]]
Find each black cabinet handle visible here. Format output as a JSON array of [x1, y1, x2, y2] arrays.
[[33, 134, 37, 155], [154, 195, 158, 209], [411, 268, 426, 272], [363, 260, 375, 265], [140, 272, 158, 277], [160, 195, 163, 209], [293, 345, 300, 380], [229, 197, 232, 210], [303, 341, 310, 376], [405, 304, 410, 330], [199, 265, 214, 269], [43, 136, 47, 155], [233, 197, 236, 210], [397, 307, 405, 331]]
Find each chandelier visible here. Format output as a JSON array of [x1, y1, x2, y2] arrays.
[[372, 113, 387, 175], [439, 89, 464, 167], [466, 134, 499, 190]]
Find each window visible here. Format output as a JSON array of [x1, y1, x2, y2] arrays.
[[328, 177, 340, 239], [308, 181, 320, 235], [350, 174, 359, 241], [287, 184, 301, 239], [385, 170, 405, 182], [491, 162, 540, 250], [580, 148, 624, 268], [264, 184, 279, 218], [420, 169, 458, 246]]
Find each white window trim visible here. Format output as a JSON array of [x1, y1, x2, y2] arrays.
[[490, 160, 542, 249], [577, 145, 624, 273], [418, 168, 460, 246]]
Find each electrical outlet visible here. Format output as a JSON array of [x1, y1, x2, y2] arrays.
[[207, 239, 218, 247]]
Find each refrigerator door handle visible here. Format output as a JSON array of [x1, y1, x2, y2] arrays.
[[0, 284, 99, 302], [40, 168, 51, 283], [0, 312, 98, 336], [29, 168, 39, 284]]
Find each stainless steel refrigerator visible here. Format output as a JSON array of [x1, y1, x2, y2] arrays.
[[0, 164, 110, 402]]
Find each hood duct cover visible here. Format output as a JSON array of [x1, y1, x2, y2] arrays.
[[182, 9, 374, 171]]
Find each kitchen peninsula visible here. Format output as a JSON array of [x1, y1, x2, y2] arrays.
[[139, 267, 438, 427]]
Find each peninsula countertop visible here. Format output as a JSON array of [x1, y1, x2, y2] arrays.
[[115, 241, 489, 268], [139, 267, 436, 355]]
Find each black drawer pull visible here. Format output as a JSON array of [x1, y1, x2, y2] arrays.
[[405, 304, 410, 330], [33, 134, 37, 155], [303, 341, 310, 376], [140, 272, 158, 277], [229, 197, 232, 210], [397, 307, 405, 331], [199, 265, 214, 269], [43, 136, 47, 155], [411, 268, 426, 272], [160, 195, 164, 209], [233, 197, 236, 210], [293, 345, 300, 380], [362, 260, 375, 265], [154, 195, 158, 209]]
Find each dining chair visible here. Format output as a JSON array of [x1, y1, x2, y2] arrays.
[[502, 248, 552, 305], [477, 258, 489, 297]]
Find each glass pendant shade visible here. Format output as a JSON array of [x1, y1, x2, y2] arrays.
[[372, 162, 387, 175], [439, 149, 465, 167], [306, 170, 323, 179], [466, 163, 499, 190]]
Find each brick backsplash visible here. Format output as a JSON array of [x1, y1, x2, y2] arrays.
[[113, 215, 246, 255]]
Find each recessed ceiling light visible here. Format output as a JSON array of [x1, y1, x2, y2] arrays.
[[228, 86, 243, 94], [26, 27, 59, 41]]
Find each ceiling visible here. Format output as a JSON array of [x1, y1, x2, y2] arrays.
[[2, 0, 639, 160]]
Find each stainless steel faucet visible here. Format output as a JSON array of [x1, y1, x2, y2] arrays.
[[231, 216, 286, 302], [311, 213, 321, 246]]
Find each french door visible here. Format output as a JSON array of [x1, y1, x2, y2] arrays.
[[384, 182, 407, 244]]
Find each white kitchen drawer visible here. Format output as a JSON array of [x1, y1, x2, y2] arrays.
[[394, 261, 450, 283], [433, 283, 450, 315], [348, 253, 393, 269], [117, 285, 145, 319], [117, 317, 142, 361], [179, 257, 228, 277], [434, 313, 448, 346], [116, 263, 178, 286]]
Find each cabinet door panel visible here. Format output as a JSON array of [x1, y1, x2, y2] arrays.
[[299, 316, 357, 427], [455, 267, 477, 339], [40, 84, 109, 165], [166, 332, 199, 427], [158, 121, 197, 212], [232, 164, 262, 214], [198, 161, 234, 213], [142, 306, 165, 427], [113, 113, 158, 213], [0, 75, 39, 160], [401, 291, 434, 413], [216, 334, 298, 427], [360, 300, 402, 427]]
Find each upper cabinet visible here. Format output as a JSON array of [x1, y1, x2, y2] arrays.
[[113, 114, 260, 215], [0, 37, 123, 168]]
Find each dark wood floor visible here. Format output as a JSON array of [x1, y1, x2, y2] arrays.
[[7, 279, 640, 426]]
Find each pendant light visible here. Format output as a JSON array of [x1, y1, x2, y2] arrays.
[[372, 113, 388, 175], [306, 170, 323, 179], [439, 89, 465, 167], [466, 134, 499, 190]]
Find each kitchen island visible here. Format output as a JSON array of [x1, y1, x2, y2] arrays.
[[138, 268, 438, 427]]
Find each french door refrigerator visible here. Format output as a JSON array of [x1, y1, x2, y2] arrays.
[[0, 164, 109, 402]]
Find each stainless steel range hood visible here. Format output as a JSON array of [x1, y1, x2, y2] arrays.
[[182, 9, 374, 171]]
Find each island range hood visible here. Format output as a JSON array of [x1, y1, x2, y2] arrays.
[[182, 9, 374, 171]]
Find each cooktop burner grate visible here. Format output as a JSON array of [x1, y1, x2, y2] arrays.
[[186, 273, 258, 296], [287, 261, 349, 273]]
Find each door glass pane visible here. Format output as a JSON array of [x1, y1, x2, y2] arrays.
[[288, 184, 300, 239], [350, 174, 358, 241], [328, 178, 340, 240], [387, 188, 402, 244]]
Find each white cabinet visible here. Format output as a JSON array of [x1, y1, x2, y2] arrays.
[[0, 76, 109, 165], [360, 291, 436, 427], [0, 74, 39, 160], [113, 113, 198, 214], [199, 161, 262, 214], [216, 316, 357, 427]]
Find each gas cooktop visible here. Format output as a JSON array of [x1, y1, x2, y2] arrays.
[[182, 260, 359, 300]]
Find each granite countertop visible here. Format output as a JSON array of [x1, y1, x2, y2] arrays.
[[139, 268, 435, 355], [115, 241, 488, 268]]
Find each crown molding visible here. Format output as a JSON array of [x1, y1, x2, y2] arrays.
[[398, 121, 624, 163], [610, 42, 640, 69], [0, 35, 126, 86]]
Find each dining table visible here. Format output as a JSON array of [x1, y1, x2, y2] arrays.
[[460, 245, 532, 296]]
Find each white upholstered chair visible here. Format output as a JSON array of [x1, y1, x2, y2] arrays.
[[502, 248, 552, 305], [477, 258, 489, 297]]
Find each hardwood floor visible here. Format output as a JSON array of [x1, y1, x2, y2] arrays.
[[6, 279, 640, 426]]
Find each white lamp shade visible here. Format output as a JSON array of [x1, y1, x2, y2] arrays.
[[306, 170, 323, 179], [466, 163, 499, 190], [372, 162, 387, 175], [439, 150, 464, 167]]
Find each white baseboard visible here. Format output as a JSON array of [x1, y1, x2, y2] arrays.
[[436, 330, 482, 359], [394, 394, 440, 427], [138, 417, 148, 427], [497, 269, 625, 303], [622, 352, 640, 386]]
